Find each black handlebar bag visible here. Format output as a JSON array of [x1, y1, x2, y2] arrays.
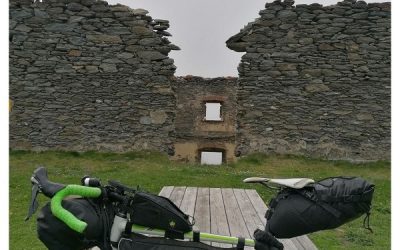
[[37, 198, 114, 250], [265, 177, 375, 238]]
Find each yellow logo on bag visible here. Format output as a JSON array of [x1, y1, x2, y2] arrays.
[[169, 220, 176, 228]]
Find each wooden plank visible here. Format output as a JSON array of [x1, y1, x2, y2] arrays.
[[244, 189, 298, 250], [293, 235, 318, 250], [221, 188, 250, 238], [290, 237, 306, 250], [245, 189, 267, 224], [221, 188, 253, 250], [234, 189, 265, 234], [179, 187, 198, 217], [194, 188, 211, 233], [158, 186, 174, 198], [210, 188, 231, 248], [280, 238, 299, 250], [168, 186, 186, 207]]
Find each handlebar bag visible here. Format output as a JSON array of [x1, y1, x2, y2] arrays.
[[37, 198, 114, 250], [265, 177, 374, 238], [130, 191, 193, 236], [118, 233, 239, 250]]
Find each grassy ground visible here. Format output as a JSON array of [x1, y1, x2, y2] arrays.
[[9, 150, 390, 250]]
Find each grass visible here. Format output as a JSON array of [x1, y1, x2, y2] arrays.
[[9, 150, 390, 250]]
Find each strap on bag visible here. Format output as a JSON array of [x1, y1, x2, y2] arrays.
[[193, 230, 200, 242], [236, 237, 245, 250], [165, 228, 185, 240], [125, 220, 134, 235]]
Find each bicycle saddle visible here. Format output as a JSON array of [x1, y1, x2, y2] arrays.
[[243, 177, 315, 189]]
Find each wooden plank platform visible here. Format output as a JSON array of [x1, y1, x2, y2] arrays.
[[159, 186, 318, 250]]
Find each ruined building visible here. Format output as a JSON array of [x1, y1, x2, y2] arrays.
[[9, 0, 391, 163]]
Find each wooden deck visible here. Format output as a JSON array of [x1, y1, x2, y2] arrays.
[[159, 186, 318, 250]]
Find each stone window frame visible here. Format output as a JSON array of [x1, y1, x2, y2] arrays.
[[197, 147, 226, 164], [202, 96, 226, 123]]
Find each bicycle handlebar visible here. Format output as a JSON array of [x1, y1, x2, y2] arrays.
[[50, 185, 102, 233]]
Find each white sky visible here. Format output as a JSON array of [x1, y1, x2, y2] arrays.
[[107, 0, 390, 77]]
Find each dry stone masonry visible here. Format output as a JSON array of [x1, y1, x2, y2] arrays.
[[10, 0, 179, 152], [227, 0, 390, 161], [9, 0, 391, 162]]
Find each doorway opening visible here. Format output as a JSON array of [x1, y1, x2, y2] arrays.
[[199, 148, 225, 165]]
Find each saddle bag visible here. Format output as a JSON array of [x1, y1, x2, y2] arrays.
[[265, 177, 375, 238], [130, 191, 193, 237]]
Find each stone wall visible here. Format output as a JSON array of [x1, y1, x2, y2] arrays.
[[172, 76, 237, 163], [227, 0, 391, 161], [10, 0, 391, 162], [9, 0, 179, 152]]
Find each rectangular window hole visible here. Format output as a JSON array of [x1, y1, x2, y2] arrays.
[[205, 102, 222, 121]]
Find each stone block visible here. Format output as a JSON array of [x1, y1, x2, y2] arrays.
[[85, 65, 99, 73], [137, 51, 166, 61], [299, 37, 313, 45], [131, 26, 154, 36], [301, 69, 322, 77], [277, 63, 297, 71], [277, 10, 297, 20], [132, 8, 149, 16], [44, 23, 77, 32], [67, 2, 84, 12], [86, 34, 122, 44], [305, 84, 330, 92], [67, 50, 81, 57], [99, 63, 118, 72], [150, 110, 168, 124], [318, 43, 335, 51], [356, 113, 374, 121]]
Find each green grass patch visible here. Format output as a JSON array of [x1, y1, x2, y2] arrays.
[[9, 150, 391, 249]]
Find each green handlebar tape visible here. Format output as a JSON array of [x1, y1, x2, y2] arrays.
[[50, 185, 102, 233]]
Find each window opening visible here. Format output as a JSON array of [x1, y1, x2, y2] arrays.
[[205, 102, 222, 121]]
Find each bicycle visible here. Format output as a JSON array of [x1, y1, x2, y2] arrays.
[[26, 167, 373, 250]]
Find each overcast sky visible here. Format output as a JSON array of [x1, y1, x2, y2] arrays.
[[107, 0, 390, 77]]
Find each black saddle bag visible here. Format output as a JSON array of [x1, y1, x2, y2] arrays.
[[118, 233, 240, 250], [265, 177, 375, 238], [130, 191, 193, 236]]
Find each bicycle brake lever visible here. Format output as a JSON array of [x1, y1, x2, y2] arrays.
[[25, 178, 40, 221], [25, 167, 66, 221]]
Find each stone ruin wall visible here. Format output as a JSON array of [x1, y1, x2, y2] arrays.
[[9, 0, 178, 153], [172, 76, 237, 163], [9, 0, 391, 162], [227, 0, 391, 161]]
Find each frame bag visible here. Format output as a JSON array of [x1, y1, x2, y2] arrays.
[[130, 191, 193, 237], [118, 233, 241, 250], [265, 177, 375, 238]]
